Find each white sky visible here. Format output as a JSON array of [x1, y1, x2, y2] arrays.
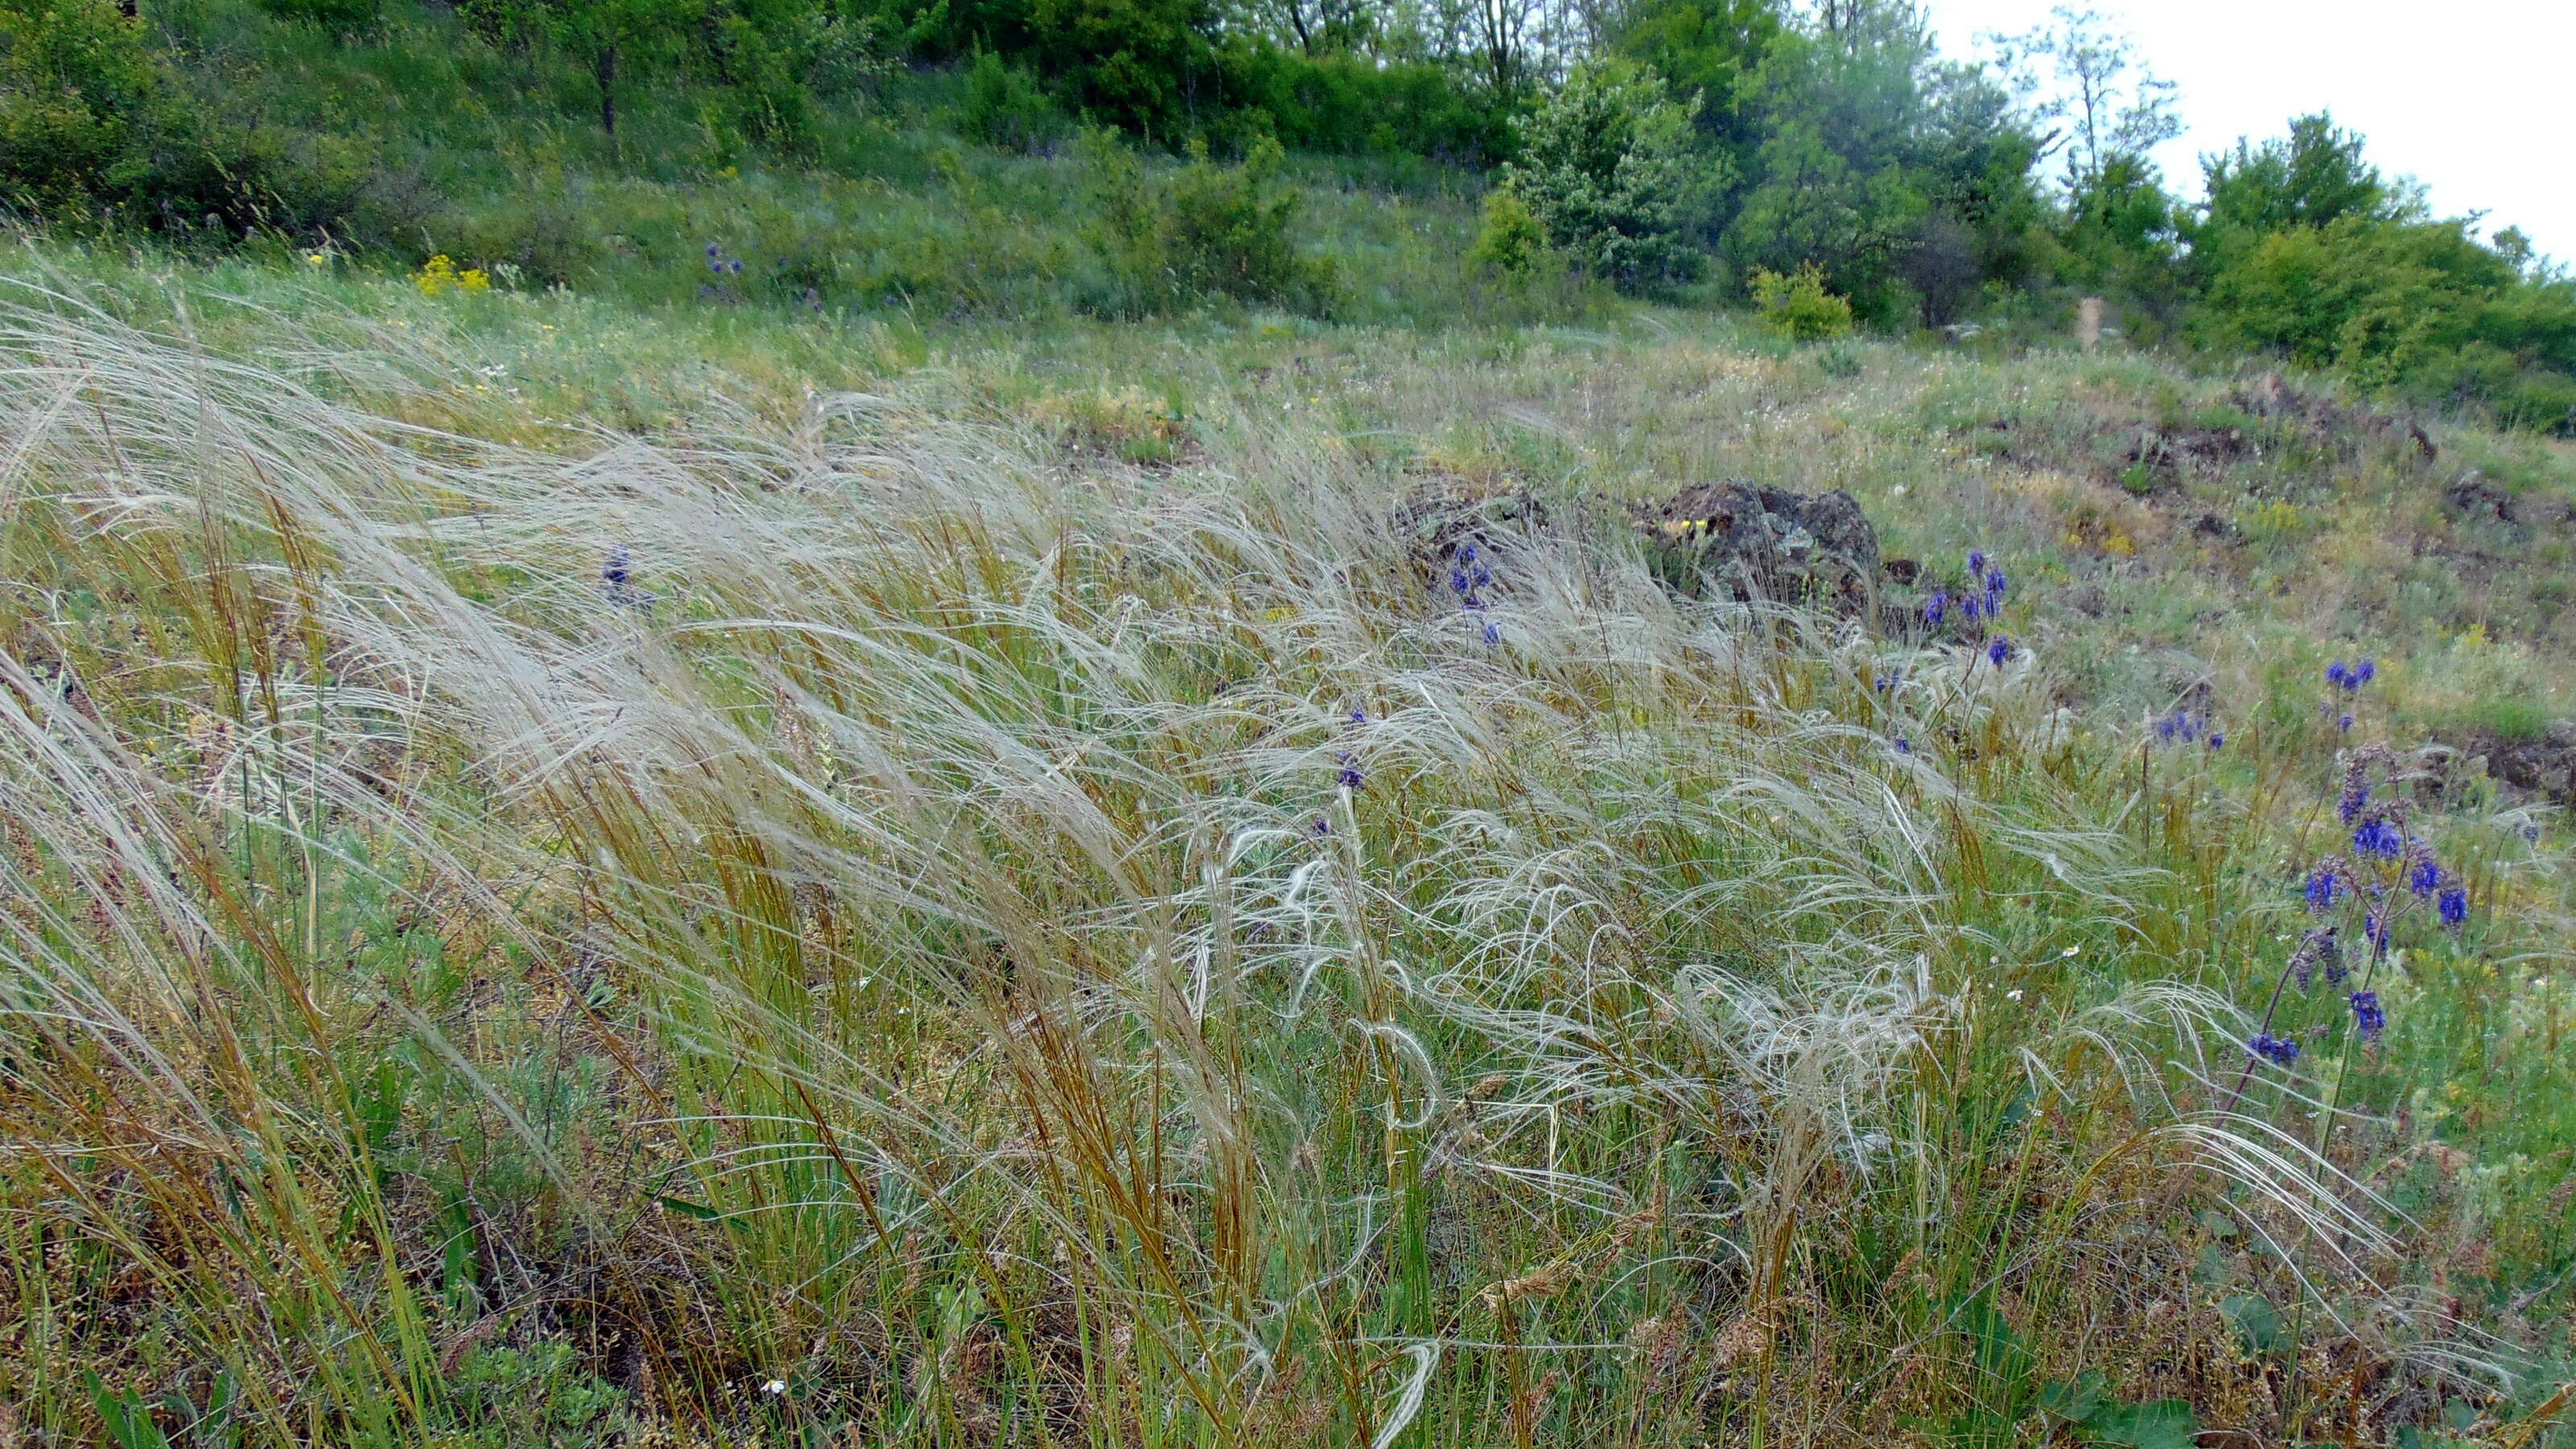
[[1918, 0, 2576, 263]]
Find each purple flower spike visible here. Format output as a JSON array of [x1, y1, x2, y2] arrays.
[[2354, 819, 2402, 859], [2304, 867, 2342, 914], [2248, 1032, 2301, 1066], [1988, 636, 2012, 667]]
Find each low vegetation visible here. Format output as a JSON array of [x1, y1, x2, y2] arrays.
[[0, 241, 2569, 1443], [0, 0, 2571, 1443]]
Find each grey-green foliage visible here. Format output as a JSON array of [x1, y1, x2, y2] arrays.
[[1499, 59, 1718, 292], [443, 1343, 630, 1447]]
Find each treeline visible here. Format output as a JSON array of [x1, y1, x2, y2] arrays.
[[0, 0, 2567, 428], [1460, 3, 2574, 430]]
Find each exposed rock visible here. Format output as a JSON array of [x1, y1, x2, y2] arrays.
[[1393, 477, 1548, 568], [2240, 371, 2297, 417], [2444, 469, 2518, 524], [2126, 423, 2249, 486], [2460, 720, 2576, 805], [2235, 370, 2435, 460], [1627, 480, 1880, 609]]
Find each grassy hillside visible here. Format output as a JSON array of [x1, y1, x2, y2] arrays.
[[4, 32, 2576, 1442], [115, 0, 1543, 330], [2, 234, 2573, 1447]]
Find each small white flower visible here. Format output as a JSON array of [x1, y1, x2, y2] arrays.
[[2060, 945, 2080, 957], [1891, 485, 1908, 497], [2006, 989, 2024, 1001], [762, 1379, 787, 1395]]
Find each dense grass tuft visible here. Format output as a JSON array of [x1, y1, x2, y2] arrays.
[[0, 259, 2570, 1447]]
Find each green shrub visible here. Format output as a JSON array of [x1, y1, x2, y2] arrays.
[[440, 1342, 629, 1447], [1499, 59, 1712, 292], [959, 50, 1067, 152], [0, 0, 174, 216], [2206, 217, 2576, 431], [1749, 262, 1854, 340], [427, 191, 603, 287], [0, 0, 367, 236], [1466, 189, 1550, 281], [1213, 43, 1510, 165], [700, 12, 819, 152], [1024, 0, 1215, 137], [1083, 132, 1335, 316], [251, 0, 380, 33], [797, 10, 889, 100]]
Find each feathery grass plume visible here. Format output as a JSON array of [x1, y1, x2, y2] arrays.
[[0, 288, 2520, 1446]]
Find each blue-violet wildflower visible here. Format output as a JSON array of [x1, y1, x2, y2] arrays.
[[2248, 1032, 2301, 1065], [2408, 853, 2441, 895], [2304, 867, 2341, 914]]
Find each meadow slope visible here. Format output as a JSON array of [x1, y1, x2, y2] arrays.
[[0, 255, 2571, 1448]]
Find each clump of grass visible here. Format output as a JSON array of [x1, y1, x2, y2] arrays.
[[0, 281, 2566, 1449]]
